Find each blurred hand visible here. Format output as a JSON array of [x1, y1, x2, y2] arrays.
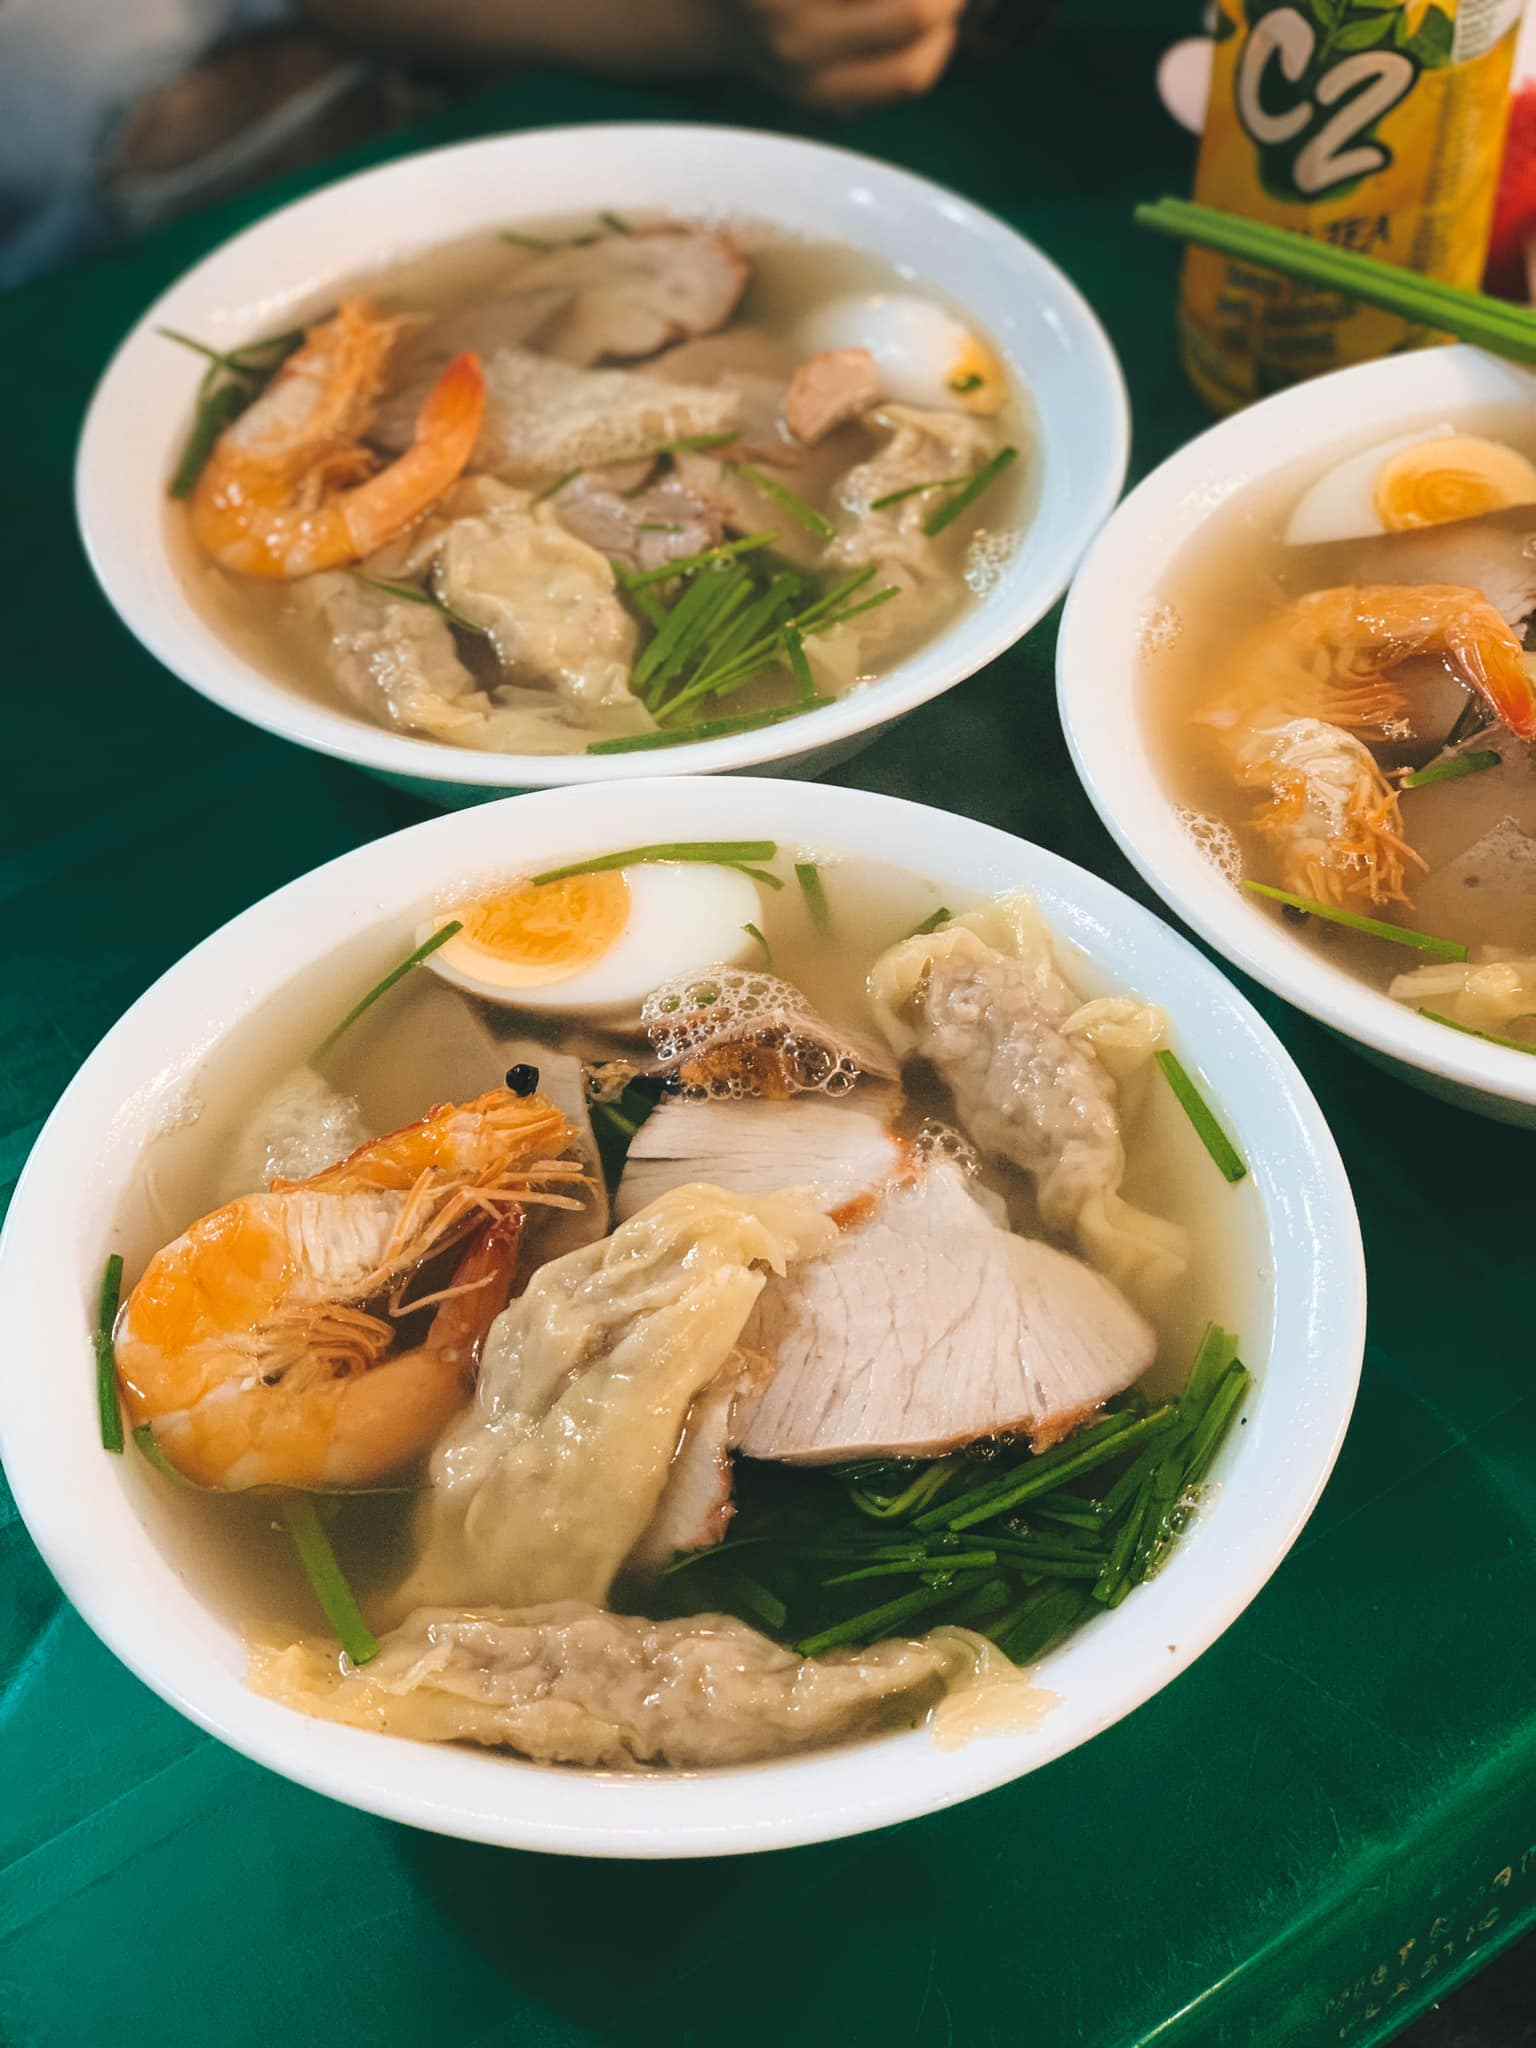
[[733, 0, 965, 113]]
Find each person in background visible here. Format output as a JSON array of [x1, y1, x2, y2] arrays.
[[0, 0, 1031, 289]]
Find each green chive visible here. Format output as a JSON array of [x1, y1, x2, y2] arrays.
[[1419, 1009, 1536, 1055], [1401, 750, 1501, 790], [133, 1424, 187, 1483], [730, 463, 835, 542], [822, 1550, 997, 1588], [744, 922, 773, 965], [846, 1458, 961, 1521], [280, 1497, 379, 1667], [352, 574, 491, 639], [586, 702, 830, 753], [96, 1254, 124, 1454], [796, 861, 831, 932], [532, 841, 777, 884], [595, 1101, 639, 1141], [949, 372, 985, 395], [1182, 1365, 1251, 1486], [795, 1570, 992, 1657], [922, 445, 1019, 537], [621, 534, 777, 591], [906, 907, 951, 938], [870, 476, 967, 511], [942, 1409, 1178, 1533], [313, 920, 462, 1061], [1000, 1586, 1093, 1664], [532, 468, 581, 504], [637, 522, 684, 533], [725, 864, 785, 891], [599, 210, 632, 235], [634, 565, 742, 699], [1155, 1050, 1247, 1183], [1242, 882, 1468, 961], [500, 227, 556, 250], [168, 382, 248, 498], [785, 627, 818, 704], [653, 431, 740, 458]]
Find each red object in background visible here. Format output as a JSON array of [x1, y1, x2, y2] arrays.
[[1486, 84, 1536, 299]]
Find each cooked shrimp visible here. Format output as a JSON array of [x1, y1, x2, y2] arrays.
[[189, 299, 485, 581], [1202, 584, 1536, 906], [117, 1088, 586, 1490]]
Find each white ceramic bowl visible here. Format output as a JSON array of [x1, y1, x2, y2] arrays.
[[75, 124, 1128, 805], [1058, 345, 1536, 1129], [0, 778, 1361, 1856]]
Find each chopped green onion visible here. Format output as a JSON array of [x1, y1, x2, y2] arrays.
[[949, 372, 985, 395], [280, 1497, 379, 1667], [532, 468, 581, 504], [96, 1254, 124, 1453], [785, 626, 817, 704], [1000, 1586, 1093, 1664], [586, 701, 831, 753], [1401, 750, 1501, 791], [1155, 1050, 1247, 1183], [133, 1424, 187, 1482], [906, 907, 951, 938], [723, 1572, 787, 1632], [314, 920, 462, 1061], [822, 1550, 998, 1587], [634, 564, 744, 700], [499, 227, 556, 250], [352, 574, 491, 639], [621, 534, 777, 591], [595, 1101, 639, 1141], [1136, 197, 1536, 363], [941, 1408, 1178, 1533], [923, 445, 1019, 536], [532, 841, 777, 884], [1419, 1009, 1536, 1055], [599, 210, 632, 234], [795, 1570, 993, 1657], [726, 864, 785, 891], [637, 522, 684, 534], [796, 861, 831, 932], [1242, 882, 1467, 961], [653, 431, 740, 458], [869, 476, 968, 511], [730, 463, 836, 542], [744, 921, 773, 965]]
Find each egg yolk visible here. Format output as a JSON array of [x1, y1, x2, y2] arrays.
[[947, 335, 1006, 416], [1374, 435, 1536, 532], [448, 872, 631, 987]]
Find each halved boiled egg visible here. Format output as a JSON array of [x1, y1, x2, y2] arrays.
[[420, 864, 760, 1018], [1285, 429, 1536, 546], [798, 293, 1006, 416]]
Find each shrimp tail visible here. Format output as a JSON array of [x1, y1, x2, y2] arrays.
[[1458, 627, 1536, 741], [341, 351, 486, 562]]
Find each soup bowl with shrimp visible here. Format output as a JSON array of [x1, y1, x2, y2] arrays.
[[75, 125, 1128, 805], [0, 777, 1361, 1856], [1059, 345, 1536, 1129]]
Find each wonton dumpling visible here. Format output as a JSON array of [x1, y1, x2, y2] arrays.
[[867, 896, 1188, 1302], [391, 1184, 836, 1617]]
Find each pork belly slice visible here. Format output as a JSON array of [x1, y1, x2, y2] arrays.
[[546, 470, 724, 573], [737, 1159, 1155, 1464], [616, 1093, 904, 1223], [784, 348, 882, 446], [514, 229, 751, 365]]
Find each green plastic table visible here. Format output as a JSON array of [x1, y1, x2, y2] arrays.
[[2, 9, 1532, 2045]]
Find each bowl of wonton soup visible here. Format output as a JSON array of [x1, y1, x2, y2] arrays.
[[0, 777, 1361, 1856], [1059, 345, 1536, 1130], [75, 124, 1128, 806]]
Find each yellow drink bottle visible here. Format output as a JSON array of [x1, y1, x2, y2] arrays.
[[1181, 0, 1527, 411]]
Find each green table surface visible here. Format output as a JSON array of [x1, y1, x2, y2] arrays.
[[3, 10, 1533, 2046]]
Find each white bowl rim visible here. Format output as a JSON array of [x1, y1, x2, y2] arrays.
[[1057, 342, 1536, 1111], [74, 122, 1129, 787], [0, 777, 1363, 1857]]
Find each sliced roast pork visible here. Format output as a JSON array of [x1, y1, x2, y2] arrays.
[[784, 348, 883, 446], [737, 1159, 1155, 1462], [616, 1093, 904, 1222], [512, 229, 750, 365]]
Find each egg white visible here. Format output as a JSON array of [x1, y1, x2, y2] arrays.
[[1284, 426, 1456, 546], [420, 862, 761, 1019], [798, 292, 1001, 415]]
